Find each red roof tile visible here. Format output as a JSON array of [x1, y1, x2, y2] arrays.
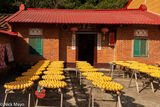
[[6, 8, 160, 25], [0, 30, 18, 36]]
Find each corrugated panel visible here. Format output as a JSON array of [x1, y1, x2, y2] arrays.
[[0, 14, 11, 30], [5, 8, 160, 25], [127, 0, 160, 15], [127, 0, 145, 9], [147, 0, 160, 14]]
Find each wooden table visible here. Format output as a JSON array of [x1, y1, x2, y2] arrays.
[[35, 85, 63, 107]]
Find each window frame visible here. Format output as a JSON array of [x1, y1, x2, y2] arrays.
[[132, 38, 148, 57], [28, 37, 43, 56]]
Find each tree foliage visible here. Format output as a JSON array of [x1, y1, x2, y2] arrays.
[[0, 0, 130, 13], [0, 0, 17, 13], [58, 0, 130, 9]]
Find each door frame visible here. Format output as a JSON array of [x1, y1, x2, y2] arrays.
[[76, 32, 97, 66]]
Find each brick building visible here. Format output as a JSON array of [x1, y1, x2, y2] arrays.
[[4, 4, 160, 68]]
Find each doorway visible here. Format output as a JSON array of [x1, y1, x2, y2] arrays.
[[77, 34, 96, 65]]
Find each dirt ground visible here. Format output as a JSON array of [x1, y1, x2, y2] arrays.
[[0, 69, 160, 107]]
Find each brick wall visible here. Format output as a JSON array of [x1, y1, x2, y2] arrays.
[[97, 40, 115, 63], [59, 30, 76, 63], [116, 25, 160, 64], [10, 23, 160, 67], [12, 23, 59, 63]]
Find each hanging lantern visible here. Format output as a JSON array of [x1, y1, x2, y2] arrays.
[[101, 28, 109, 40], [70, 27, 78, 33], [70, 26, 78, 41]]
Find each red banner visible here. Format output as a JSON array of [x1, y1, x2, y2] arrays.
[[109, 32, 115, 46]]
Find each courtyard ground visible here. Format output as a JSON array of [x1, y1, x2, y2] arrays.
[[0, 68, 160, 107]]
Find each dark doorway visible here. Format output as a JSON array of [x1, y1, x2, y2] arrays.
[[77, 34, 96, 65]]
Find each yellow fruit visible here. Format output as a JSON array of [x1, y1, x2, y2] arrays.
[[150, 72, 160, 78], [80, 68, 98, 72], [86, 75, 112, 81], [39, 80, 67, 88], [22, 71, 42, 76], [43, 71, 63, 75], [82, 72, 104, 77], [47, 68, 64, 71], [4, 81, 33, 89], [42, 75, 65, 80], [92, 81, 123, 91], [15, 76, 39, 81]]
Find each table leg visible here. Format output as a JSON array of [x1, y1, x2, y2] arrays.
[[60, 92, 63, 107], [135, 72, 139, 93], [118, 94, 122, 107], [151, 82, 155, 93], [92, 87, 94, 107], [80, 72, 82, 85], [3, 92, 8, 107], [76, 69, 78, 78], [123, 70, 125, 79], [35, 98, 38, 106], [88, 87, 92, 107], [128, 71, 134, 88], [28, 93, 31, 107], [111, 64, 114, 78]]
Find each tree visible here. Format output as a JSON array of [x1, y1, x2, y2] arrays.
[[38, 0, 63, 9], [58, 0, 130, 9], [57, 0, 82, 9], [0, 0, 130, 13], [0, 0, 17, 13]]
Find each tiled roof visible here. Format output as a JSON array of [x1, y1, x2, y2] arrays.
[[0, 14, 11, 30], [6, 8, 160, 25], [0, 30, 18, 36]]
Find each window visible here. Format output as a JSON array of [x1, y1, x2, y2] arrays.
[[133, 39, 148, 57], [29, 38, 42, 55]]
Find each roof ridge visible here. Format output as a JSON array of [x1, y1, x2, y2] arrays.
[[5, 10, 23, 22], [6, 6, 160, 25], [0, 30, 18, 36], [27, 8, 141, 11]]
